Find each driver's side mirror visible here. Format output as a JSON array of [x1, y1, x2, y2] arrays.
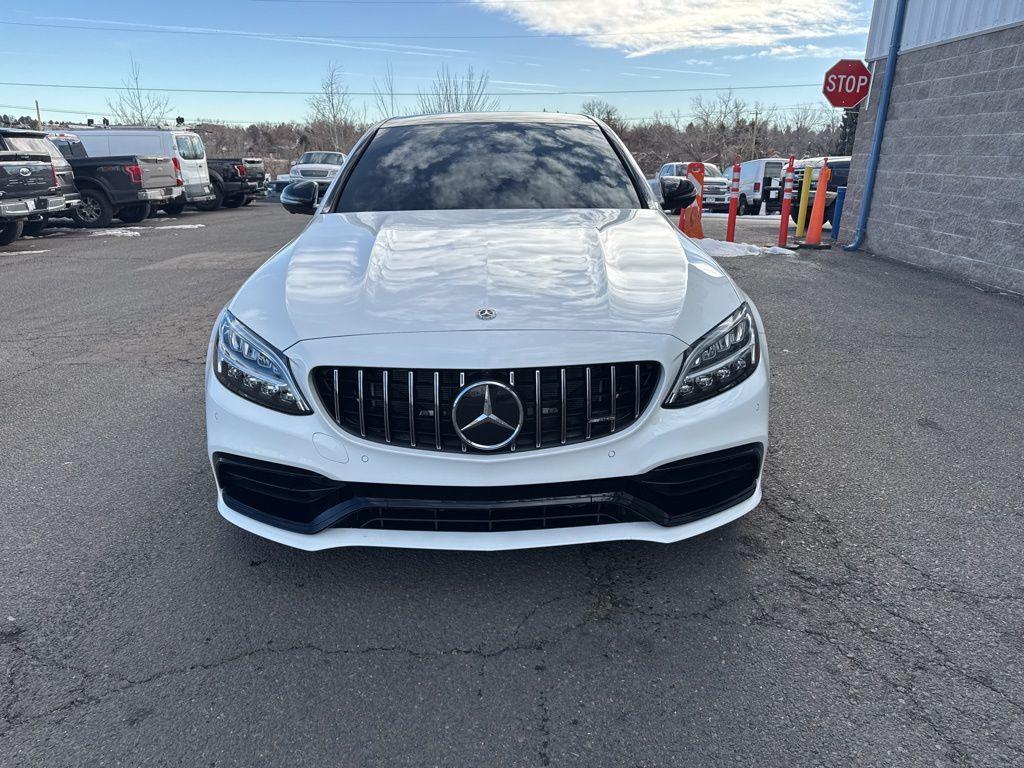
[[660, 176, 697, 212], [280, 180, 319, 215]]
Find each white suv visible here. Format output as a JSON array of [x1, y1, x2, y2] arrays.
[[207, 113, 769, 551]]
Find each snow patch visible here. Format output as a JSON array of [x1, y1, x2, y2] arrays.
[[2, 249, 50, 255], [153, 224, 206, 230], [695, 238, 795, 258], [89, 228, 141, 238]]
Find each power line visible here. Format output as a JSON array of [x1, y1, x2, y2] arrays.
[[1, 80, 820, 97]]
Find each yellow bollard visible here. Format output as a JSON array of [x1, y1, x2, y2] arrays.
[[795, 164, 814, 239]]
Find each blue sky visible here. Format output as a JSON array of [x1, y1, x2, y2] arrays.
[[2, 0, 872, 126]]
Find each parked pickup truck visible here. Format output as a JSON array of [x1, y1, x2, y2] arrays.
[[790, 156, 851, 225], [48, 131, 182, 227], [650, 162, 730, 214], [289, 151, 345, 191], [0, 128, 82, 240], [200, 157, 265, 210]]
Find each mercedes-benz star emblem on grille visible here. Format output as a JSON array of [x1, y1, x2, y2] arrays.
[[452, 381, 523, 450], [476, 308, 497, 320], [19, 168, 31, 177]]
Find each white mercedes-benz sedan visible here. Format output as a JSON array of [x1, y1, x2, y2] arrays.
[[206, 112, 768, 551]]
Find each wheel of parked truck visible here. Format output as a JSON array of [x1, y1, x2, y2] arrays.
[[222, 194, 245, 209], [194, 184, 223, 212], [242, 196, 255, 206], [71, 188, 114, 228], [0, 220, 24, 246], [22, 217, 49, 236], [163, 198, 187, 216], [117, 203, 151, 224], [824, 203, 836, 225], [738, 195, 749, 216]]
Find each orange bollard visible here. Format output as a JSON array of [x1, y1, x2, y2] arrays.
[[681, 204, 703, 239], [804, 163, 832, 247], [725, 155, 740, 242], [777, 156, 795, 247], [679, 161, 705, 238]]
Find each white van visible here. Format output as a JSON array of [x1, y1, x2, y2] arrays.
[[737, 158, 787, 215], [70, 127, 215, 212]]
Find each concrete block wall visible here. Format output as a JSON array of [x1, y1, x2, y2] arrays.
[[843, 24, 1024, 293]]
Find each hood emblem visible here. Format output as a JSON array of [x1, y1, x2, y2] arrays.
[[452, 381, 523, 451], [476, 308, 496, 321]]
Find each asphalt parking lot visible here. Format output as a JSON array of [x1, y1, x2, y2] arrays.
[[2, 203, 1022, 767]]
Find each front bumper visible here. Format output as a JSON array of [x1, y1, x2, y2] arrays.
[[1, 193, 80, 218], [206, 330, 769, 551]]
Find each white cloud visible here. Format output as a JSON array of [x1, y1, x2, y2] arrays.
[[726, 43, 866, 60], [635, 66, 730, 78], [474, 0, 865, 57], [41, 16, 472, 58]]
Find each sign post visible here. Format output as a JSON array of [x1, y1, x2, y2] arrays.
[[823, 59, 872, 109]]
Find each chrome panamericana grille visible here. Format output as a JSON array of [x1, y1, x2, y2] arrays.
[[311, 363, 662, 453]]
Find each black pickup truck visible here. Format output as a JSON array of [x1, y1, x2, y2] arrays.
[[790, 156, 851, 224], [0, 128, 82, 240], [48, 132, 182, 227], [201, 157, 266, 210]]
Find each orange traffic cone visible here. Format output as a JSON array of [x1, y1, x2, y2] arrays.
[[803, 165, 832, 248], [680, 203, 703, 239]]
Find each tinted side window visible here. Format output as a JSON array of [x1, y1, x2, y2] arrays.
[[336, 121, 642, 212], [175, 135, 204, 160], [829, 162, 850, 186]]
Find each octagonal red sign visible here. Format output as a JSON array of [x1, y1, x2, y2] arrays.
[[823, 59, 872, 108]]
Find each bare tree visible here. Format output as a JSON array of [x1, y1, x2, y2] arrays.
[[307, 63, 355, 150], [373, 61, 401, 120], [105, 57, 173, 126], [580, 99, 625, 132], [416, 65, 501, 114]]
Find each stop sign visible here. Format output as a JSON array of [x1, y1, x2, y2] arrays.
[[823, 59, 872, 108]]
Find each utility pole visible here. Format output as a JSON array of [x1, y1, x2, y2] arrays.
[[35, 100, 42, 128]]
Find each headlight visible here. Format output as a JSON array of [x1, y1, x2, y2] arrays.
[[664, 303, 760, 407], [213, 311, 311, 414]]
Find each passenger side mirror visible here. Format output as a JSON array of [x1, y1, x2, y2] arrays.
[[280, 181, 319, 215], [660, 176, 697, 212]]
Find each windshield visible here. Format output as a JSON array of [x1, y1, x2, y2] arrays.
[[702, 163, 722, 178], [299, 152, 344, 165], [336, 121, 642, 212], [174, 134, 205, 160], [4, 135, 67, 166]]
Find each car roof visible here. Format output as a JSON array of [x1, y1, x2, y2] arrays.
[[0, 127, 48, 138], [799, 156, 852, 165], [381, 112, 597, 128]]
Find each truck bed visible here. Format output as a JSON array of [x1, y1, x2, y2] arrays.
[[67, 155, 178, 191]]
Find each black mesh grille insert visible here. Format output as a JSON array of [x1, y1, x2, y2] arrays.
[[311, 363, 661, 454]]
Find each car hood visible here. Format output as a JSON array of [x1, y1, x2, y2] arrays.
[[230, 208, 743, 350]]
